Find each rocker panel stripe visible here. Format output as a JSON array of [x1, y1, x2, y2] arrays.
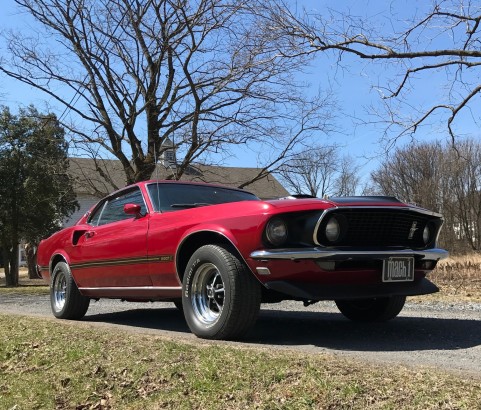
[[70, 255, 174, 270]]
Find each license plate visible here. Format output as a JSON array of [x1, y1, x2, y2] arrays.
[[382, 257, 414, 282]]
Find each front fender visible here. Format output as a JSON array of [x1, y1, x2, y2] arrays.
[[179, 224, 241, 250], [175, 224, 260, 282]]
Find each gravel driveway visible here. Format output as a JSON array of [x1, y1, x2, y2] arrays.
[[1, 292, 480, 378]]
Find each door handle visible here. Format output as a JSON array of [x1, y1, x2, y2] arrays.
[[85, 231, 96, 239]]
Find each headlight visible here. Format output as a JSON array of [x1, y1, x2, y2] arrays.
[[325, 216, 340, 242], [266, 218, 288, 246], [423, 225, 431, 244]]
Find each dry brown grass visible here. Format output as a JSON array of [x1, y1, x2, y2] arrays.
[[423, 254, 481, 302], [0, 268, 47, 289]]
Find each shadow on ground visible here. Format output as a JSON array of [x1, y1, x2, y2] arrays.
[[84, 307, 481, 352]]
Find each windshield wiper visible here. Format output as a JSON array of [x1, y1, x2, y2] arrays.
[[170, 203, 211, 209]]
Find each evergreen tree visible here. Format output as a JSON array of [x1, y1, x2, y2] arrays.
[[0, 106, 78, 286]]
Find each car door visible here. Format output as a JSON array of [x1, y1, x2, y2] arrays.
[[68, 187, 151, 288]]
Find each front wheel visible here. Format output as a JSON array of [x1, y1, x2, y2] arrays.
[[335, 296, 406, 322], [182, 245, 261, 340], [50, 262, 90, 320]]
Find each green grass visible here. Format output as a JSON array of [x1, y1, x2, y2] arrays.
[[0, 314, 480, 409]]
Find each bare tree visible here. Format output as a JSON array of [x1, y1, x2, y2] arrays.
[[371, 142, 447, 211], [262, 0, 481, 147], [448, 140, 481, 251], [335, 155, 361, 196], [370, 140, 481, 253], [277, 145, 360, 197], [0, 0, 332, 190]]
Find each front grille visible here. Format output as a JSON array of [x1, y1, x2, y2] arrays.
[[316, 209, 433, 248]]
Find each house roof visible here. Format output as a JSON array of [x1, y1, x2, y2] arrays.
[[68, 157, 289, 200]]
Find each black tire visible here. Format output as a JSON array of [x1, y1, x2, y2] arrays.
[[182, 244, 261, 340], [50, 262, 90, 320], [335, 296, 406, 322]]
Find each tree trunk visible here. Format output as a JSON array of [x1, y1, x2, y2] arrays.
[[25, 243, 38, 279], [11, 248, 19, 286], [2, 246, 10, 286], [3, 245, 19, 287]]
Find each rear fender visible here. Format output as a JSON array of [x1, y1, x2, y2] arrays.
[[45, 251, 71, 283]]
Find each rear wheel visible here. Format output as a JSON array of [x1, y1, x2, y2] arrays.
[[335, 296, 406, 322], [50, 262, 90, 319], [182, 244, 261, 340]]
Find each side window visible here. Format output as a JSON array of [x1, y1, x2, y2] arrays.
[[88, 202, 106, 226], [88, 188, 147, 226]]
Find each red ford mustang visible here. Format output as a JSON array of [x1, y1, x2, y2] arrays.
[[37, 180, 448, 340]]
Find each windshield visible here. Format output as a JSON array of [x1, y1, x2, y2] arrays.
[[147, 183, 259, 212]]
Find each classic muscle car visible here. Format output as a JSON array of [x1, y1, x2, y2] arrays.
[[37, 180, 448, 340]]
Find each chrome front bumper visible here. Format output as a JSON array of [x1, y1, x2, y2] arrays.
[[250, 247, 448, 261]]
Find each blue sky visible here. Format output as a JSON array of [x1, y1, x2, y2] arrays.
[[1, 0, 475, 187]]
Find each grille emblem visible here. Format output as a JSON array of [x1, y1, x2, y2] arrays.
[[408, 221, 418, 239]]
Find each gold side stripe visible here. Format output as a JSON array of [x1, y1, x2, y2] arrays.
[[71, 255, 173, 270]]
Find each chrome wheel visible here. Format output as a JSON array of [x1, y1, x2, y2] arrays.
[[52, 271, 67, 312], [183, 245, 261, 340], [191, 262, 225, 326]]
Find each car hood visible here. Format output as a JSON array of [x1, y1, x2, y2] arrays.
[[265, 196, 408, 209]]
